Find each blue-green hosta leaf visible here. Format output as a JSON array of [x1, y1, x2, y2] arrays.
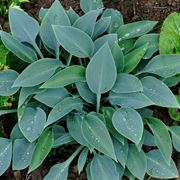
[[86, 163, 92, 180], [53, 25, 94, 58], [0, 109, 17, 117], [80, 0, 103, 13], [113, 138, 128, 168], [46, 97, 83, 127], [141, 55, 180, 78], [40, 0, 70, 53], [159, 12, 180, 54], [146, 117, 172, 164], [44, 162, 69, 180], [141, 76, 180, 108], [143, 130, 156, 147], [78, 148, 89, 174], [94, 34, 118, 53], [12, 138, 35, 170], [92, 17, 111, 40], [102, 8, 124, 33], [44, 146, 83, 180], [13, 59, 60, 87], [112, 73, 143, 93], [126, 145, 147, 180], [169, 126, 180, 152], [10, 124, 24, 141], [134, 34, 159, 59], [18, 86, 43, 108], [0, 31, 38, 63], [118, 39, 136, 54], [76, 82, 96, 104], [116, 163, 124, 179], [0, 138, 12, 176], [53, 125, 66, 139], [123, 44, 148, 73], [86, 43, 117, 94], [53, 133, 75, 148], [112, 107, 143, 144], [118, 21, 157, 40], [67, 114, 90, 147], [73, 9, 101, 37], [19, 107, 46, 142], [111, 42, 124, 73], [146, 150, 178, 179], [66, 7, 79, 25], [41, 65, 86, 88], [163, 76, 180, 88], [39, 7, 48, 20], [0, 69, 19, 96], [34, 88, 69, 107], [9, 8, 39, 44], [137, 108, 153, 119], [109, 92, 154, 109], [82, 113, 116, 160], [102, 107, 124, 144], [29, 128, 54, 173], [90, 155, 119, 180]]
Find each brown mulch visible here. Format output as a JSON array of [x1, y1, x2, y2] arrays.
[[0, 0, 180, 179]]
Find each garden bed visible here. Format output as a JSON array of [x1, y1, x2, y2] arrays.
[[0, 0, 180, 180]]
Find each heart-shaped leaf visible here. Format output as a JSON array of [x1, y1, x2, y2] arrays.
[[41, 65, 86, 88], [112, 73, 143, 93], [0, 138, 12, 176], [29, 128, 54, 173], [112, 107, 143, 144], [82, 113, 116, 160], [40, 0, 70, 53], [73, 9, 101, 37], [90, 155, 119, 180], [169, 126, 180, 152], [0, 69, 19, 96], [146, 117, 172, 164], [12, 138, 35, 170], [141, 55, 180, 78], [141, 76, 180, 108], [13, 59, 60, 87], [86, 43, 117, 94], [53, 25, 94, 58], [46, 97, 83, 126], [19, 107, 46, 142], [146, 150, 178, 179], [0, 31, 38, 63], [126, 144, 147, 180]]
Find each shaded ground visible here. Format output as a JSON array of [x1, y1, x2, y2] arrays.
[[0, 0, 180, 179]]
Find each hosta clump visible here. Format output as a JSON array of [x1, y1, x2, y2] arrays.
[[0, 0, 180, 179]]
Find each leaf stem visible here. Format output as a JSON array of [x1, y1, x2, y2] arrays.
[[78, 58, 83, 66], [32, 41, 44, 59], [67, 54, 72, 66], [67, 145, 84, 164], [96, 93, 101, 113]]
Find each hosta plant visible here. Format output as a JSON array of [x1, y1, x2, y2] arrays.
[[0, 0, 180, 179]]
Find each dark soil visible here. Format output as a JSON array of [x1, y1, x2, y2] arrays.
[[0, 0, 180, 180]]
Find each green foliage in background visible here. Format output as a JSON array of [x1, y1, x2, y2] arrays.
[[159, 12, 180, 124], [0, 0, 180, 179], [0, 0, 29, 15]]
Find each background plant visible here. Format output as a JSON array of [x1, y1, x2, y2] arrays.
[[0, 0, 180, 179], [159, 12, 180, 124], [0, 0, 29, 15]]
